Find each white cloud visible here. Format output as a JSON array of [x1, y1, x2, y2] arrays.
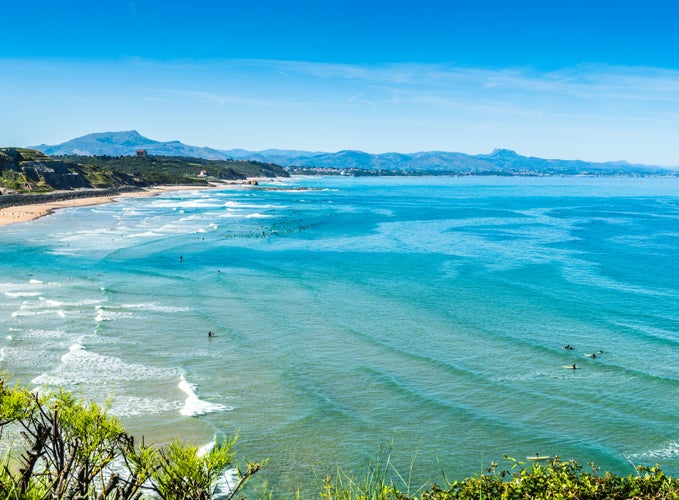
[[1, 58, 678, 165]]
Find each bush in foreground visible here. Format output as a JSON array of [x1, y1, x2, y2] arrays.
[[0, 380, 260, 499], [2, 377, 678, 499], [319, 454, 679, 500]]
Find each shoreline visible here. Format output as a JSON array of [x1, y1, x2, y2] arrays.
[[0, 184, 216, 226]]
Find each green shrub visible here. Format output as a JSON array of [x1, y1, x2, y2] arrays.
[[0, 379, 260, 499]]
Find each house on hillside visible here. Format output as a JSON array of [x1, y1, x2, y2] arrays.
[[198, 169, 208, 177], [136, 149, 147, 157]]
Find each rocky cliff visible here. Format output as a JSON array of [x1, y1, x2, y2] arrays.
[[0, 148, 140, 192]]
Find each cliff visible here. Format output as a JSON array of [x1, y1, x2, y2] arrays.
[[0, 148, 289, 195], [0, 148, 141, 193]]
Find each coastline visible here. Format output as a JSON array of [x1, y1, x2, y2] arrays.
[[0, 184, 215, 226]]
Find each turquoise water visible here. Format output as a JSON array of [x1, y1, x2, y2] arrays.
[[2, 176, 679, 493]]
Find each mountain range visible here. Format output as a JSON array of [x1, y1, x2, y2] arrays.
[[32, 131, 676, 176]]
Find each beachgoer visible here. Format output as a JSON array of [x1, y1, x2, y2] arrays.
[[180, 255, 184, 263]]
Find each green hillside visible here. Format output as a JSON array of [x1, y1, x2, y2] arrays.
[[0, 148, 289, 194], [57, 154, 289, 183]]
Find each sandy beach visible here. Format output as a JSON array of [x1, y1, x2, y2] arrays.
[[0, 185, 212, 226]]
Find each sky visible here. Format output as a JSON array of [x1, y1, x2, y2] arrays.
[[1, 0, 679, 165]]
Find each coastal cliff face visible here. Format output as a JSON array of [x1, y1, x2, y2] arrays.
[[0, 148, 140, 192], [2, 146, 290, 195]]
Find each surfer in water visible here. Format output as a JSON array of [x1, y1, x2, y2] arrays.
[[563, 344, 574, 350], [208, 330, 213, 338]]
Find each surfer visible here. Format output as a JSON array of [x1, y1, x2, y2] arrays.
[[571, 363, 577, 369], [208, 330, 213, 337], [563, 344, 573, 350]]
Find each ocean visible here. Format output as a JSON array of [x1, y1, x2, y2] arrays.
[[2, 175, 679, 494]]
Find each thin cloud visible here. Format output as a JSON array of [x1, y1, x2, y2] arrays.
[[144, 87, 309, 109]]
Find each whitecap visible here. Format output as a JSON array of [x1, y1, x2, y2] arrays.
[[223, 201, 285, 210], [4, 291, 41, 298], [22, 329, 65, 339], [107, 396, 183, 417], [178, 375, 229, 416], [61, 343, 83, 362], [12, 309, 67, 318], [628, 441, 679, 460], [151, 199, 222, 209], [120, 302, 191, 313], [31, 373, 70, 387], [35, 343, 179, 387], [95, 306, 136, 322], [126, 231, 160, 238], [39, 297, 103, 308]]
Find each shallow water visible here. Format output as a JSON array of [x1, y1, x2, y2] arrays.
[[2, 176, 679, 493]]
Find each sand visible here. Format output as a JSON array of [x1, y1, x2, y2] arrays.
[[0, 185, 212, 226]]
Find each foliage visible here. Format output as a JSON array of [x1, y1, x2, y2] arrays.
[[0, 170, 27, 191], [319, 454, 679, 500], [0, 379, 259, 499], [1, 148, 288, 193], [58, 154, 290, 183], [3, 376, 679, 499]]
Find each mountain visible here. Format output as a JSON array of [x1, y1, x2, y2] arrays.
[[32, 131, 676, 176], [34, 130, 232, 160]]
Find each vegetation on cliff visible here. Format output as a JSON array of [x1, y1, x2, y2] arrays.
[[0, 148, 139, 193], [57, 154, 289, 184], [0, 148, 288, 194]]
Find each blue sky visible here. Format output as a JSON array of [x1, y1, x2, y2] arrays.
[[2, 0, 679, 165]]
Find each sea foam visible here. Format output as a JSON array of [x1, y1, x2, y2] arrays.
[[629, 441, 679, 460], [178, 375, 229, 416]]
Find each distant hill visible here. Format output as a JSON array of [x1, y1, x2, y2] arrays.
[[33, 130, 232, 160], [32, 131, 677, 176]]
